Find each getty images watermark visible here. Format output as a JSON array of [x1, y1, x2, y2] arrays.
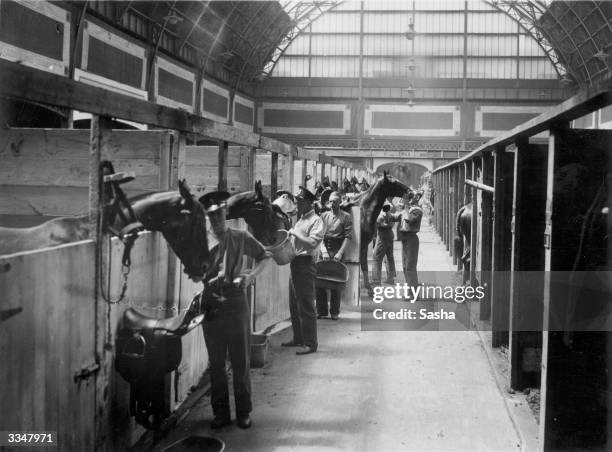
[[370, 282, 485, 321], [361, 271, 612, 331]]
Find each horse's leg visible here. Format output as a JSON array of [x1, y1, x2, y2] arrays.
[[360, 242, 373, 297]]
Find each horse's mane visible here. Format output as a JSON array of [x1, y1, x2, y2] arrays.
[[359, 174, 408, 235]]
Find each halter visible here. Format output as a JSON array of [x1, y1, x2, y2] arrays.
[[100, 168, 143, 304]]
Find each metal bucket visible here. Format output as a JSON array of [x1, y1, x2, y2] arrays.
[[315, 260, 349, 290], [163, 436, 225, 452], [265, 230, 295, 265]]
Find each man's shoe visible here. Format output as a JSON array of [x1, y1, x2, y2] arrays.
[[296, 346, 316, 355], [210, 416, 232, 429], [331, 314, 339, 320], [236, 415, 252, 429], [281, 340, 302, 347], [384, 279, 395, 285], [317, 314, 327, 319]]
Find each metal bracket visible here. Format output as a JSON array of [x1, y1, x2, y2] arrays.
[[544, 224, 552, 250], [74, 363, 100, 383]]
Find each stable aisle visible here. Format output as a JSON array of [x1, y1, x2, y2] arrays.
[[150, 221, 521, 452]]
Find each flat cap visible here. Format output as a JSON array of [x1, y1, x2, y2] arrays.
[[199, 190, 230, 213], [294, 186, 316, 203]]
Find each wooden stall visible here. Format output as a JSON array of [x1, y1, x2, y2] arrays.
[[0, 58, 370, 450], [0, 128, 179, 225], [431, 81, 612, 451]]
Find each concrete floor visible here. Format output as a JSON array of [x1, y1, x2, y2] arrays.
[[148, 221, 525, 452]]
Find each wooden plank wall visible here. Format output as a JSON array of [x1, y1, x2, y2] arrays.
[[0, 128, 175, 226], [255, 152, 291, 198], [0, 241, 97, 452], [182, 145, 245, 195], [252, 263, 292, 332], [99, 232, 175, 450]]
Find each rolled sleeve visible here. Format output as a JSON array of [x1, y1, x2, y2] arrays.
[[309, 217, 325, 247], [243, 230, 266, 260]]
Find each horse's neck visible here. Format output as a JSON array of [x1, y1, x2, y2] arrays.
[[360, 186, 386, 233]]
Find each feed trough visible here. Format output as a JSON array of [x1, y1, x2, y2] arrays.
[[315, 260, 349, 290], [265, 230, 295, 265]]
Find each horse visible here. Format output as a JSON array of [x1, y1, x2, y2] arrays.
[[351, 171, 409, 295], [454, 202, 472, 284], [314, 187, 333, 215], [0, 215, 90, 255], [226, 180, 290, 246], [106, 179, 211, 280], [0, 176, 211, 282], [343, 177, 358, 194]]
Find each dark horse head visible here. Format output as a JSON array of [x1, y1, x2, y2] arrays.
[[107, 180, 210, 280], [360, 171, 409, 235], [226, 181, 290, 246]]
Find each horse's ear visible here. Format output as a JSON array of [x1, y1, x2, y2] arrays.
[[178, 179, 194, 209], [254, 180, 263, 198], [383, 170, 389, 179]]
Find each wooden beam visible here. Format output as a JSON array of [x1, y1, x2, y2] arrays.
[[0, 60, 265, 148], [491, 145, 511, 348], [259, 136, 290, 156], [286, 147, 295, 195], [218, 141, 228, 191], [91, 114, 111, 449], [270, 152, 278, 200], [295, 147, 321, 162], [300, 159, 308, 187], [465, 179, 494, 193]]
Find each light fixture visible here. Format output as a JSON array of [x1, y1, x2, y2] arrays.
[[404, 27, 415, 40], [594, 49, 609, 61], [407, 99, 415, 107], [163, 12, 182, 25], [559, 75, 574, 86], [403, 85, 416, 95], [405, 58, 417, 72]]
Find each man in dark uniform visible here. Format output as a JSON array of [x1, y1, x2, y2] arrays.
[[372, 202, 397, 286], [395, 191, 423, 286], [196, 191, 271, 430], [317, 191, 353, 320], [284, 186, 324, 355]]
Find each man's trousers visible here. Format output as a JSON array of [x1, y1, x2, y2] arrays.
[[401, 232, 419, 286], [202, 290, 252, 419], [289, 255, 318, 349]]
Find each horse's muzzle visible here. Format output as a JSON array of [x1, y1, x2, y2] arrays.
[[184, 265, 206, 282]]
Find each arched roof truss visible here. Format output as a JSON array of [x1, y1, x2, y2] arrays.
[[483, 0, 568, 79]]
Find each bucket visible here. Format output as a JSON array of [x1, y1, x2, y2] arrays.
[[163, 436, 225, 452], [250, 334, 269, 368], [265, 230, 295, 265], [315, 260, 349, 290]]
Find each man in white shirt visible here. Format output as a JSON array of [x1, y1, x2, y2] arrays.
[[285, 186, 325, 355]]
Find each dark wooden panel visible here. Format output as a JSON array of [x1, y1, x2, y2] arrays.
[[0, 1, 64, 60], [202, 88, 228, 118], [482, 112, 539, 130], [235, 102, 253, 125], [158, 68, 193, 106], [372, 111, 453, 129], [88, 37, 143, 88], [264, 109, 343, 128]]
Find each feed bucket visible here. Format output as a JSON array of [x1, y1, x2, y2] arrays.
[[265, 230, 295, 265], [250, 334, 269, 368]]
